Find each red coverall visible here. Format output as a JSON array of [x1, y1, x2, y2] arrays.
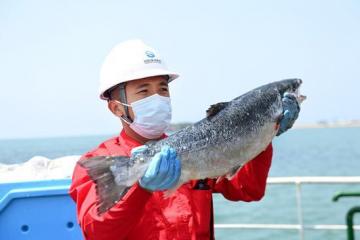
[[69, 130, 273, 240]]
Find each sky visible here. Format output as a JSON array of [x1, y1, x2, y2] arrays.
[[0, 0, 359, 139]]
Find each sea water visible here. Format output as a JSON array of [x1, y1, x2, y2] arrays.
[[0, 128, 359, 239], [214, 127, 360, 240]]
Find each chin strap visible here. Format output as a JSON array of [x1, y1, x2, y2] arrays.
[[119, 83, 133, 123]]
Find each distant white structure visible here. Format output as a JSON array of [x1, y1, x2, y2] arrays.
[[0, 156, 81, 183]]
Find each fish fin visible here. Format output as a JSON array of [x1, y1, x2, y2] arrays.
[[225, 164, 243, 179], [275, 116, 282, 133], [274, 122, 280, 132], [276, 111, 284, 124], [78, 156, 132, 215], [215, 176, 226, 184], [206, 102, 229, 118]]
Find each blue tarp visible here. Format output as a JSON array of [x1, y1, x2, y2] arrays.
[[0, 179, 82, 239]]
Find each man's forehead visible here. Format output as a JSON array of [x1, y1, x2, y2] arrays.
[[128, 76, 169, 87]]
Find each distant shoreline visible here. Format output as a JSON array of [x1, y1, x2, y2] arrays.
[[293, 121, 360, 129]]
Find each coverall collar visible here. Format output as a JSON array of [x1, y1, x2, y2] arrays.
[[118, 129, 167, 155]]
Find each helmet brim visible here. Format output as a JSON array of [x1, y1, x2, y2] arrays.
[[99, 69, 179, 100]]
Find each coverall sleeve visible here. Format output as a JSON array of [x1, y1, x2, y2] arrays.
[[69, 159, 152, 240], [210, 143, 273, 201]]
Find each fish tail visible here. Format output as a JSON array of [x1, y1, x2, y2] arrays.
[[78, 156, 135, 214]]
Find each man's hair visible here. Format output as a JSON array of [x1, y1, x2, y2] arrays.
[[104, 85, 121, 101]]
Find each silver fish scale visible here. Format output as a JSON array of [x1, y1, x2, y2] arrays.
[[141, 79, 301, 184]]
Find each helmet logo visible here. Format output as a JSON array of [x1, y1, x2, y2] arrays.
[[145, 51, 155, 58], [144, 50, 161, 64]]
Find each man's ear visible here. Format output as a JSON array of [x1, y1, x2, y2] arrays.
[[108, 101, 124, 117]]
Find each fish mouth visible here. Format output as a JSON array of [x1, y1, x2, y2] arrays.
[[281, 78, 306, 104], [293, 79, 306, 104]]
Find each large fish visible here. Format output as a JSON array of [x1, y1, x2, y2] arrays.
[[79, 78, 306, 214]]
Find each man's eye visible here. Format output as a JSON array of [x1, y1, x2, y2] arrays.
[[161, 87, 168, 91], [137, 89, 148, 94]]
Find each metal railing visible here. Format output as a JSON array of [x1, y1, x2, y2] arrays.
[[214, 176, 360, 240]]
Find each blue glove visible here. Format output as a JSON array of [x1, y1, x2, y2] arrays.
[[276, 93, 300, 136], [134, 145, 181, 192]]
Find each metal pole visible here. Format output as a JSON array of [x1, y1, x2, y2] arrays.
[[295, 182, 305, 240], [332, 191, 360, 240], [333, 192, 360, 202], [346, 207, 360, 240]]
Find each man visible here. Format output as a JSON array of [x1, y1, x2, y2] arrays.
[[69, 39, 299, 239]]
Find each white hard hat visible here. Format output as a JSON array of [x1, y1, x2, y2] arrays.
[[99, 39, 179, 100]]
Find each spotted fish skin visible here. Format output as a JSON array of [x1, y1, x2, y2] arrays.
[[79, 78, 305, 214]]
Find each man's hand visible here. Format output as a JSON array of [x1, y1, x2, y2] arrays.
[[277, 93, 300, 136], [133, 145, 181, 192]]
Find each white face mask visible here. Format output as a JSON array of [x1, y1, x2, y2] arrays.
[[117, 94, 172, 139]]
